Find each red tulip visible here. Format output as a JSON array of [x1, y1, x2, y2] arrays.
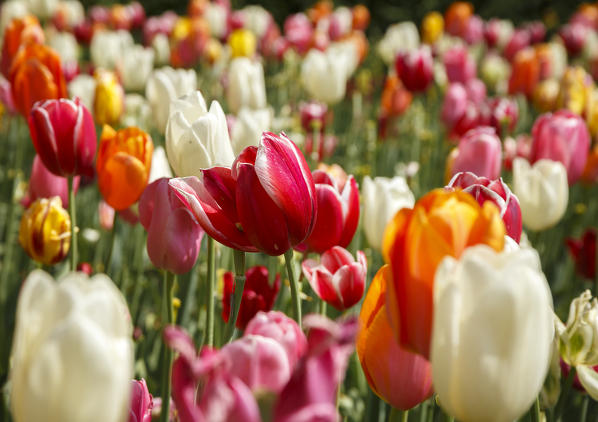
[[128, 379, 153, 422], [302, 246, 366, 311], [567, 229, 597, 280], [449, 126, 502, 180], [28, 98, 97, 178], [525, 21, 546, 43], [444, 45, 476, 84], [395, 46, 434, 93], [300, 101, 328, 132], [222, 266, 281, 329], [447, 171, 522, 242]]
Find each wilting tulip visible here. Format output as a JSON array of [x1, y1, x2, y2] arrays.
[[97, 125, 154, 210], [139, 178, 203, 274], [93, 69, 125, 126], [449, 126, 502, 180], [432, 245, 553, 422], [443, 45, 476, 84], [567, 229, 597, 280], [508, 48, 540, 99], [395, 46, 434, 93], [9, 43, 67, 116], [19, 197, 70, 265], [129, 379, 153, 422], [530, 110, 590, 185], [28, 97, 96, 178], [230, 107, 273, 155], [222, 266, 281, 329], [383, 189, 505, 358], [301, 46, 356, 104], [10, 270, 134, 422], [302, 246, 366, 311], [362, 175, 414, 251], [226, 57, 267, 114], [118, 44, 154, 92], [512, 158, 568, 231], [377, 22, 419, 65], [1, 15, 45, 77], [166, 90, 235, 177], [357, 265, 433, 410], [22, 155, 80, 208]]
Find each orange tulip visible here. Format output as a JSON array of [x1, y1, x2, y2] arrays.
[[97, 125, 153, 210], [508, 48, 540, 99], [382, 189, 505, 358], [308, 1, 333, 24], [352, 5, 370, 31], [444, 2, 473, 38], [582, 145, 598, 184], [9, 43, 66, 117], [381, 74, 412, 117], [1, 15, 45, 77], [357, 265, 434, 410]]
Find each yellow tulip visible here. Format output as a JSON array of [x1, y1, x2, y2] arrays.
[[93, 69, 124, 126], [422, 12, 444, 44], [228, 28, 257, 58]]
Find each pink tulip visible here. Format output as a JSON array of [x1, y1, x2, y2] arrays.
[[22, 155, 80, 208], [447, 171, 522, 242], [28, 97, 97, 178], [302, 246, 366, 311], [139, 178, 203, 274], [450, 126, 502, 180], [98, 200, 116, 230], [530, 110, 590, 184], [525, 21, 546, 43], [444, 46, 476, 84], [300, 101, 328, 132], [465, 78, 487, 105], [129, 379, 153, 422], [284, 13, 313, 55], [464, 15, 484, 44], [504, 29, 530, 62], [441, 83, 468, 131], [395, 46, 434, 93], [560, 23, 588, 57]]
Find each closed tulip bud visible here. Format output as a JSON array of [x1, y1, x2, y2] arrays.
[[302, 246, 366, 311], [422, 12, 444, 45], [229, 28, 257, 58], [377, 22, 420, 65], [129, 379, 153, 422], [352, 5, 370, 31], [508, 48, 540, 99], [443, 45, 476, 84], [118, 45, 154, 93], [480, 53, 509, 92], [226, 57, 267, 114], [19, 197, 71, 265], [432, 245, 553, 422], [357, 265, 433, 410], [560, 23, 588, 57], [90, 29, 134, 69], [441, 83, 468, 130], [97, 125, 153, 210], [530, 109, 590, 184], [512, 158, 568, 231], [166, 90, 235, 177], [28, 97, 97, 178], [93, 69, 124, 126], [362, 175, 414, 251], [301, 47, 353, 104], [230, 107, 273, 156], [10, 270, 134, 422], [383, 189, 505, 358], [449, 126, 502, 180], [1, 15, 45, 77], [23, 155, 80, 208], [395, 46, 434, 93]]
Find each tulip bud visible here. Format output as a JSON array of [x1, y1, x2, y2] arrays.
[[129, 379, 153, 422], [444, 1, 473, 38], [93, 69, 125, 126], [229, 28, 257, 58], [508, 48, 540, 99], [449, 126, 502, 180], [395, 46, 434, 93], [284, 13, 313, 55], [226, 57, 267, 114]]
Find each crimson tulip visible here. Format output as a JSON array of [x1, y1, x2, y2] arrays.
[[28, 98, 97, 178], [449, 126, 502, 180], [394, 46, 434, 93], [567, 229, 597, 280], [560, 23, 588, 57]]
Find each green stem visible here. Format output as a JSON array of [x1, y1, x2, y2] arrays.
[[580, 395, 589, 422], [284, 249, 301, 327], [224, 249, 245, 343], [320, 300, 327, 316], [389, 408, 409, 422], [418, 401, 428, 422], [68, 176, 77, 271], [530, 396, 540, 422], [206, 236, 216, 347], [160, 271, 175, 422], [105, 214, 118, 274], [554, 366, 576, 421]]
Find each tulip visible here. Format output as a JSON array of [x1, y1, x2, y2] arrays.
[[383, 189, 505, 358], [0, 2, 29, 43], [567, 229, 597, 280], [444, 1, 473, 38], [93, 69, 125, 126], [508, 48, 540, 98], [480, 53, 510, 92], [28, 97, 97, 178], [9, 43, 67, 116], [148, 146, 173, 183], [222, 266, 280, 329], [422, 11, 444, 44], [432, 245, 554, 422], [488, 97, 518, 136], [504, 29, 531, 62], [357, 265, 433, 409], [512, 158, 568, 231], [146, 67, 197, 134], [90, 29, 134, 69], [301, 46, 356, 104], [24, 0, 58, 20], [129, 379, 153, 422], [67, 74, 96, 112], [443, 45, 476, 84], [377, 22, 420, 65], [19, 197, 70, 265], [226, 57, 267, 114], [556, 67, 593, 116], [447, 172, 522, 242], [560, 23, 588, 57], [165, 90, 235, 177], [284, 13, 313, 55], [47, 31, 78, 71], [229, 28, 257, 58], [22, 155, 80, 208], [205, 1, 228, 39], [300, 101, 328, 132], [395, 46, 434, 93], [449, 126, 502, 180], [10, 270, 133, 422], [97, 125, 154, 210], [441, 83, 468, 132], [379, 74, 412, 137], [117, 44, 154, 92], [362, 175, 414, 251], [230, 107, 273, 156], [139, 178, 203, 274], [1, 15, 45, 77], [302, 246, 366, 311]]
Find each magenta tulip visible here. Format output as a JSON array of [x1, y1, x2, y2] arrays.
[[284, 13, 313, 55], [395, 46, 434, 93], [464, 15, 484, 44], [128, 379, 153, 422], [560, 23, 588, 57], [441, 83, 468, 131], [450, 126, 502, 180], [444, 45, 476, 84], [22, 154, 80, 208], [28, 97, 97, 178]]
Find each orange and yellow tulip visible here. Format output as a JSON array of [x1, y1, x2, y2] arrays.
[[1, 15, 45, 77], [382, 189, 505, 358], [97, 125, 153, 211]]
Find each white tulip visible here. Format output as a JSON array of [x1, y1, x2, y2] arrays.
[[231, 107, 273, 155], [122, 93, 152, 131], [432, 245, 554, 422], [151, 34, 171, 66], [54, 1, 84, 28], [24, 0, 58, 20], [377, 22, 420, 65], [0, 1, 28, 40], [362, 176, 415, 251], [512, 158, 569, 231], [242, 5, 272, 39], [118, 45, 154, 92], [10, 270, 133, 422], [90, 30, 134, 70], [68, 74, 97, 112], [149, 146, 173, 183], [47, 30, 79, 65], [205, 2, 228, 39], [166, 90, 235, 177], [226, 57, 267, 114], [301, 47, 354, 105], [146, 66, 198, 134]]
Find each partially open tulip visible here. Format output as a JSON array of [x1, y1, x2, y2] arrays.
[[449, 126, 502, 180], [567, 229, 596, 280], [357, 265, 433, 410], [10, 270, 133, 422], [530, 109, 590, 185], [28, 97, 97, 178], [395, 46, 434, 93], [222, 266, 280, 329], [22, 155, 80, 208], [1, 15, 45, 77], [97, 125, 153, 210], [93, 69, 125, 126], [301, 46, 356, 104], [19, 197, 71, 265], [129, 379, 153, 422], [226, 57, 266, 114], [432, 245, 553, 422], [302, 246, 366, 311], [383, 189, 505, 358], [512, 158, 568, 231]]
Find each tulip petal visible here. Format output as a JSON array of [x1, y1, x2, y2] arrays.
[[338, 176, 360, 248], [304, 184, 343, 253], [578, 365, 598, 400]]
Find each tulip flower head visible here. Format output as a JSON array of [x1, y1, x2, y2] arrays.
[[226, 57, 266, 114], [22, 155, 80, 208], [1, 15, 45, 77], [449, 126, 502, 180], [93, 69, 125, 126], [128, 379, 153, 422], [394, 46, 434, 93], [567, 229, 597, 280]]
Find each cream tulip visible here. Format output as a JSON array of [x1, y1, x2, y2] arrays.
[[151, 34, 171, 67], [67, 74, 97, 112], [0, 1, 28, 39], [47, 30, 79, 66], [10, 270, 134, 422], [146, 67, 197, 134], [242, 5, 272, 39], [24, 0, 58, 20], [165, 90, 235, 177], [90, 30, 134, 70], [226, 57, 267, 114], [205, 2, 228, 39], [149, 146, 173, 183], [122, 93, 152, 131], [301, 47, 355, 105], [377, 22, 420, 65], [512, 158, 569, 231], [362, 175, 415, 251], [118, 45, 154, 92], [230, 107, 273, 155], [432, 245, 554, 422]]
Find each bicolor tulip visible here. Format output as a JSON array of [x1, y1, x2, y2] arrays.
[[93, 69, 125, 126], [128, 379, 153, 422], [97, 125, 154, 211], [567, 229, 596, 280], [1, 15, 45, 77], [357, 265, 433, 410], [302, 246, 366, 311], [22, 155, 80, 208], [377, 22, 420, 66], [226, 58, 267, 114], [284, 13, 314, 55], [28, 97, 97, 178], [383, 189, 505, 358], [449, 126, 502, 180], [394, 46, 434, 93], [300, 101, 328, 132]]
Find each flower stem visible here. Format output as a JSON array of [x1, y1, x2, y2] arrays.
[[160, 271, 175, 422], [530, 396, 540, 422], [68, 176, 77, 271], [105, 214, 118, 274], [580, 395, 589, 422], [284, 249, 302, 328], [554, 365, 576, 421], [224, 249, 245, 343], [389, 408, 409, 422], [206, 236, 216, 347]]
